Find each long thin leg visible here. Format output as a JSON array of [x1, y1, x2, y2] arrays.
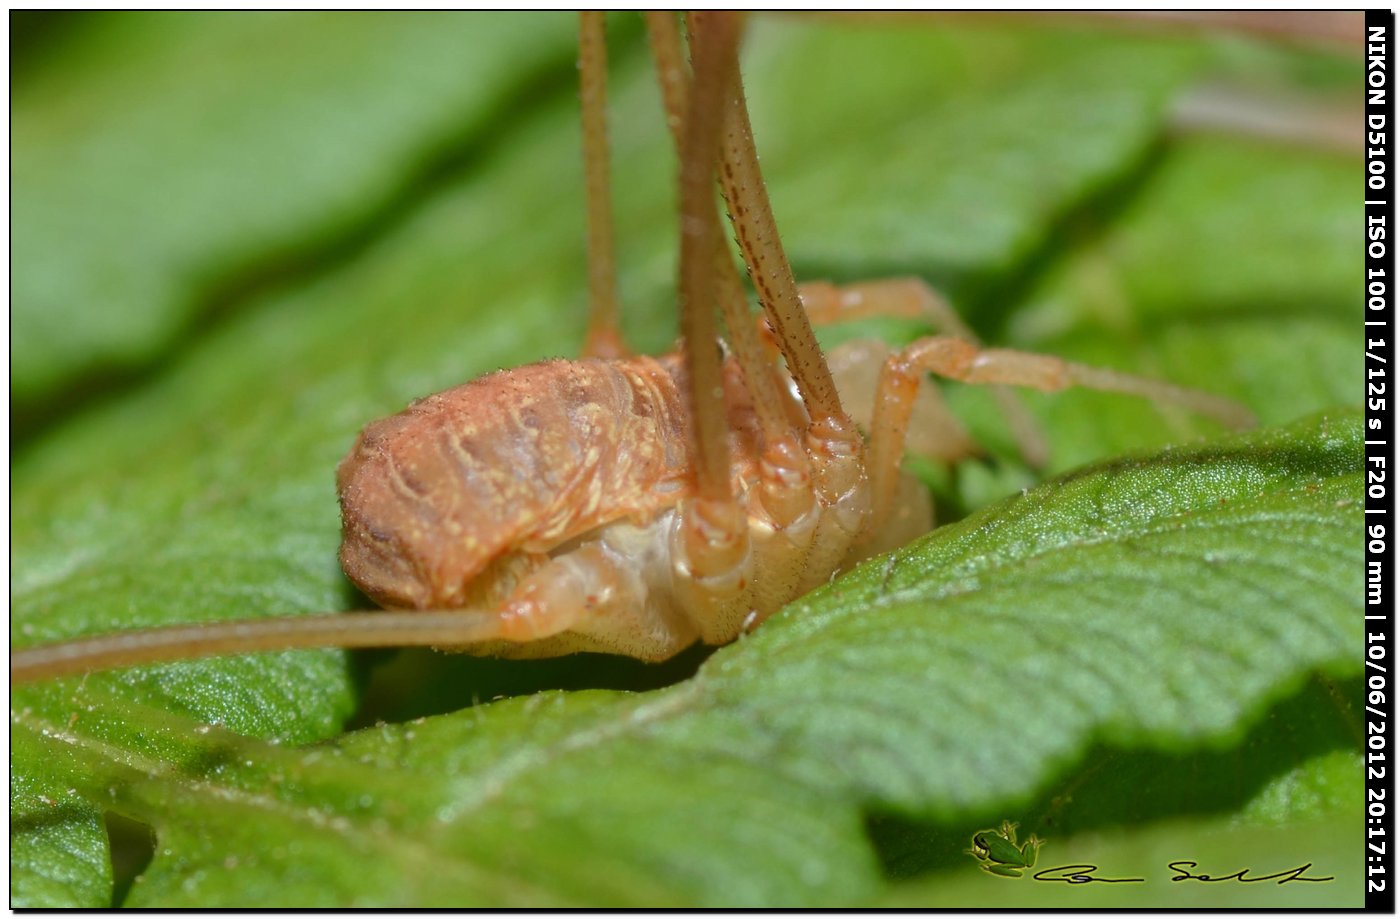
[[646, 11, 793, 453], [658, 12, 866, 469], [677, 11, 739, 507], [864, 336, 1256, 535], [797, 277, 973, 333], [578, 11, 628, 358], [698, 14, 849, 435], [10, 608, 541, 685], [9, 539, 656, 683], [690, 17, 868, 595], [824, 337, 978, 463], [797, 277, 1049, 467], [688, 15, 875, 594], [644, 12, 689, 146], [648, 12, 824, 630], [667, 12, 772, 643]]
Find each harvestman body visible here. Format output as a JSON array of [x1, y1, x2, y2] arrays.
[[10, 12, 1251, 684]]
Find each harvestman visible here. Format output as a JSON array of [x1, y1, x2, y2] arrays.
[[10, 12, 1252, 684]]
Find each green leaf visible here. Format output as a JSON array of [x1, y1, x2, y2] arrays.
[[12, 414, 1363, 906], [12, 11, 580, 420], [12, 13, 1361, 907], [868, 672, 1363, 882], [691, 412, 1361, 805], [10, 770, 110, 908]]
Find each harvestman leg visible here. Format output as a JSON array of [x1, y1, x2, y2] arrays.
[[796, 278, 1051, 467], [579, 11, 628, 359], [698, 13, 876, 593], [862, 335, 1257, 536], [663, 11, 823, 643], [647, 12, 828, 622], [8, 544, 701, 680], [541, 13, 826, 648], [646, 11, 791, 452], [482, 13, 763, 652], [648, 14, 1023, 472]]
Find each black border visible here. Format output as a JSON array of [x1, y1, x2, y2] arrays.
[[1365, 7, 1395, 913]]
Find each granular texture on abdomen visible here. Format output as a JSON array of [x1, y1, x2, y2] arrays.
[[336, 356, 693, 609]]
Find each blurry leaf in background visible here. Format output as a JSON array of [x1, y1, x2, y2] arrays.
[[11, 11, 580, 429]]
